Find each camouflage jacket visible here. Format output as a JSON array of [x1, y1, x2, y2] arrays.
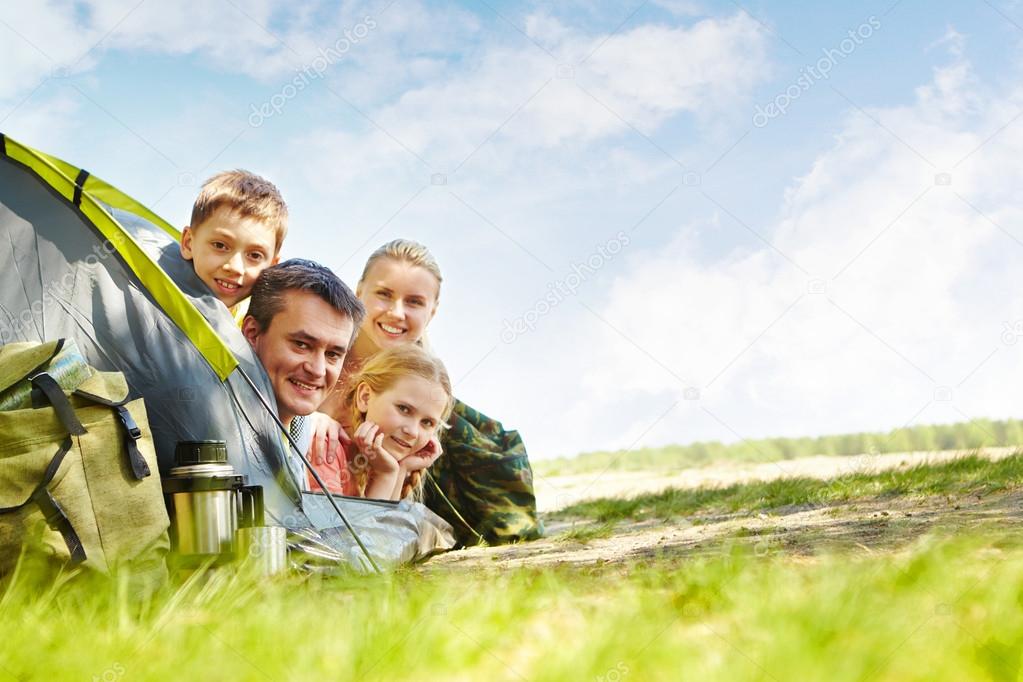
[[425, 399, 542, 546]]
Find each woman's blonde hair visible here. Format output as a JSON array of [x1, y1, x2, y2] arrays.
[[359, 239, 443, 300], [342, 344, 454, 500]]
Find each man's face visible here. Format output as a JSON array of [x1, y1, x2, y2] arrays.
[[242, 290, 354, 425]]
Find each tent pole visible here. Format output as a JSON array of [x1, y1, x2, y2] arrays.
[[236, 368, 382, 574]]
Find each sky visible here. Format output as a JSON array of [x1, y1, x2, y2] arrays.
[[3, 0, 1023, 461]]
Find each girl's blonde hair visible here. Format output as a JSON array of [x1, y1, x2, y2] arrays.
[[342, 344, 454, 500]]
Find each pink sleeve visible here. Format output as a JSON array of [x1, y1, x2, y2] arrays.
[[307, 442, 357, 495]]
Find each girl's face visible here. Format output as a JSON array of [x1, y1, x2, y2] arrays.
[[357, 258, 439, 352], [356, 375, 448, 458]]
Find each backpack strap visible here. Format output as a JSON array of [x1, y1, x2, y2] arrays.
[[0, 437, 87, 565], [113, 404, 149, 480], [28, 373, 151, 481], [72, 389, 151, 480], [30, 373, 86, 435]]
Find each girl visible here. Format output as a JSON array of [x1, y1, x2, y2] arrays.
[[308, 344, 453, 501]]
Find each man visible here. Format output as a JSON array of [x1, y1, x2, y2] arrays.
[[242, 259, 364, 487]]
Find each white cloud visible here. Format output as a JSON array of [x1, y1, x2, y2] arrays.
[[95, 0, 292, 76], [256, 8, 774, 460], [0, 2, 98, 98], [289, 10, 769, 185], [580, 14, 769, 131], [569, 48, 1023, 453], [0, 0, 397, 102], [0, 91, 80, 147]]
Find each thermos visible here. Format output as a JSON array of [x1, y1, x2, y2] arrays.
[[163, 440, 276, 569]]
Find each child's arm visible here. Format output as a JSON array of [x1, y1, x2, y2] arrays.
[[353, 421, 401, 500], [391, 436, 443, 500], [366, 470, 400, 500]]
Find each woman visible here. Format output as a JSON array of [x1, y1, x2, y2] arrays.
[[311, 240, 541, 545]]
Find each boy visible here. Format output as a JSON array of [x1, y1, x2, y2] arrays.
[[180, 170, 288, 316]]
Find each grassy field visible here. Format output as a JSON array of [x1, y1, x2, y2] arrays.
[[534, 417, 1023, 476], [552, 452, 1023, 524], [4, 453, 1023, 681], [4, 534, 1023, 681]]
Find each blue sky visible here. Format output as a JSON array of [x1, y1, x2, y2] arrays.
[[3, 0, 1023, 464]]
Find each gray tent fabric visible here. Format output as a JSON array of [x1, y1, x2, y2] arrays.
[[302, 494, 455, 569], [0, 141, 454, 570]]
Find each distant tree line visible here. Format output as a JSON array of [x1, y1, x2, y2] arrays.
[[537, 418, 1023, 476]]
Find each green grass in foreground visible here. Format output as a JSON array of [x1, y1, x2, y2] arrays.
[[4, 534, 1023, 681], [553, 452, 1023, 523]]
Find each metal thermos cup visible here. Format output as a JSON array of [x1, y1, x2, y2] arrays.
[[164, 440, 252, 565], [235, 526, 287, 576]]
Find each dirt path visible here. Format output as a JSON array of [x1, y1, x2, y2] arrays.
[[427, 447, 1020, 571]]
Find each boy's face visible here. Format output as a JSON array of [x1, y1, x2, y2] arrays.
[[180, 206, 279, 308]]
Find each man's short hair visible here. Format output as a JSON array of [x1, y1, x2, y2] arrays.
[[190, 170, 289, 252], [248, 259, 365, 336]]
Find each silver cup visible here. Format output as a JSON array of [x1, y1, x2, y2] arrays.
[[235, 526, 287, 576]]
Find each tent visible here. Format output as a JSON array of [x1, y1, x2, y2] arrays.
[[0, 133, 454, 571]]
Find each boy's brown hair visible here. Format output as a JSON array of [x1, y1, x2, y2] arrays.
[[190, 170, 289, 251]]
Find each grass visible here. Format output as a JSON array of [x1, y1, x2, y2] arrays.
[[534, 417, 1023, 476], [5, 453, 1023, 680], [5, 534, 1023, 680], [552, 452, 1023, 523], [556, 520, 619, 544]]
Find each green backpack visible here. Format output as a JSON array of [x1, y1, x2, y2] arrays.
[[0, 339, 169, 590], [428, 399, 542, 546]]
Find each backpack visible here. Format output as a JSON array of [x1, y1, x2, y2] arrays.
[[0, 339, 169, 591]]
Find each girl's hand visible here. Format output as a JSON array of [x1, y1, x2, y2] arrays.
[[400, 435, 443, 473], [352, 421, 399, 474], [306, 411, 351, 466]]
